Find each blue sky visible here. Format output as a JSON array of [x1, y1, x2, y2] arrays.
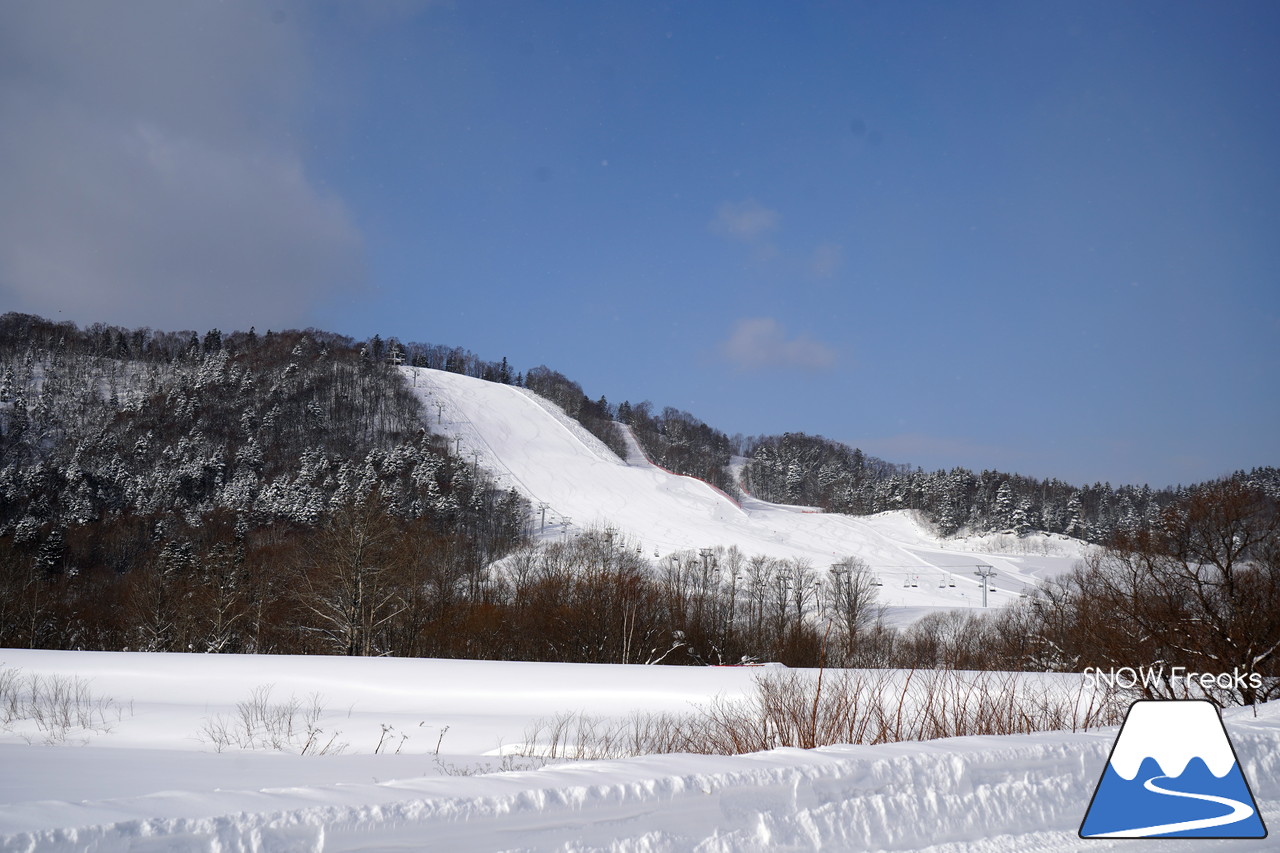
[[2, 1, 1277, 488]]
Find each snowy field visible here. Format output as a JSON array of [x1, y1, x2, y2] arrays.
[[405, 367, 1089, 621], [1, 649, 1277, 852]]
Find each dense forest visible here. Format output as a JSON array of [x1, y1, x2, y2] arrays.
[[0, 313, 526, 654], [617, 402, 740, 498], [743, 432, 1280, 544]]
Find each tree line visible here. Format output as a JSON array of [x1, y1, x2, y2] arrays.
[[405, 337, 1278, 551], [742, 431, 1280, 544], [309, 315, 1280, 550], [616, 402, 740, 497]]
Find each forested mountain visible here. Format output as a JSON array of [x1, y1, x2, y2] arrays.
[[0, 313, 526, 654], [6, 311, 1276, 560], [742, 432, 1280, 543], [618, 402, 739, 498], [523, 366, 628, 459], [742, 433, 908, 512], [514, 369, 740, 498], [3, 312, 1276, 667]]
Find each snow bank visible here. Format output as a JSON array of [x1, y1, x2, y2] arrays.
[[1, 650, 1276, 851], [4, 723, 1276, 852]]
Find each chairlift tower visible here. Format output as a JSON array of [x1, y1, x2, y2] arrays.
[[604, 528, 617, 566], [973, 564, 997, 607]]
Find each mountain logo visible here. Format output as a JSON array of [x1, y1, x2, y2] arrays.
[[1079, 699, 1267, 839]]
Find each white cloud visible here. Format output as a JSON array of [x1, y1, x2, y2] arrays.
[[710, 199, 779, 241], [720, 317, 837, 372], [0, 1, 365, 332]]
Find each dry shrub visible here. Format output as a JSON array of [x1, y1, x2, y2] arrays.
[[693, 668, 1124, 752], [198, 684, 347, 755], [0, 665, 130, 744], [519, 668, 1124, 760]]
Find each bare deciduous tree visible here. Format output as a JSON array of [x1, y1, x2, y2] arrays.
[[823, 557, 881, 664], [1060, 481, 1280, 705], [294, 496, 406, 656]]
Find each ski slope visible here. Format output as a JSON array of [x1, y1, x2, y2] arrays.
[[406, 367, 1088, 619], [1, 650, 1276, 852]]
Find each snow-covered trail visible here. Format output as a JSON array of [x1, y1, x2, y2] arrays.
[[406, 367, 1087, 615]]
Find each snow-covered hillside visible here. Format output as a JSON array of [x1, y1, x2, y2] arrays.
[[407, 367, 1088, 619]]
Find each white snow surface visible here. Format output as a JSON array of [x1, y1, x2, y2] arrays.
[[1108, 700, 1239, 780], [1, 650, 1278, 852], [407, 367, 1088, 619]]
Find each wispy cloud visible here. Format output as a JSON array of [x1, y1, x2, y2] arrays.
[[720, 317, 837, 372], [710, 199, 779, 241], [0, 1, 365, 332]]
